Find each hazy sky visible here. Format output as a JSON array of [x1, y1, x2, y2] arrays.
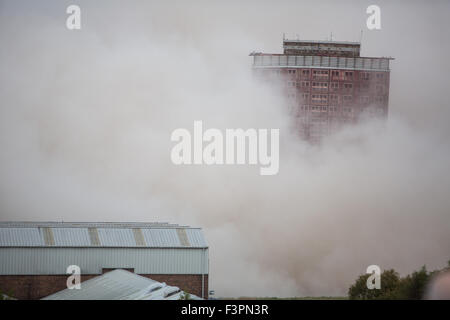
[[1, 0, 449, 297]]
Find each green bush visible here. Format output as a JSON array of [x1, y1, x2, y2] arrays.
[[348, 260, 449, 300], [392, 266, 431, 299], [348, 269, 400, 300]]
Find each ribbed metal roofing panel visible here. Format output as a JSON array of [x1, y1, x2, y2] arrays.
[[43, 269, 156, 300], [52, 228, 91, 246], [97, 228, 136, 247], [0, 222, 184, 229], [141, 229, 181, 247], [0, 222, 207, 248], [42, 269, 202, 300], [0, 228, 43, 246], [185, 229, 208, 247]]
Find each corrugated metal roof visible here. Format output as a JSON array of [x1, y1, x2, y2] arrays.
[[185, 228, 208, 247], [43, 227, 89, 246], [42, 269, 202, 300], [0, 222, 208, 248], [0, 222, 186, 228], [0, 228, 43, 246], [97, 228, 137, 247], [141, 228, 181, 247]]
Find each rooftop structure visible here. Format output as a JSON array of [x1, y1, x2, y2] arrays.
[[282, 39, 361, 57], [251, 38, 393, 143], [250, 54, 391, 71], [0, 221, 207, 248]]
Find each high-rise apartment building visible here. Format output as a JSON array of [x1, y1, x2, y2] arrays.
[[251, 39, 393, 142]]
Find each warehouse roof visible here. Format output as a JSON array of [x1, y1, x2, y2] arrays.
[[42, 269, 202, 300], [0, 221, 207, 248]]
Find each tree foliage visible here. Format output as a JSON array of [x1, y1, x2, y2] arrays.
[[348, 269, 400, 300], [348, 261, 449, 300]]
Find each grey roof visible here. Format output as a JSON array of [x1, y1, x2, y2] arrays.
[[0, 222, 208, 248], [42, 269, 202, 300], [0, 221, 185, 228]]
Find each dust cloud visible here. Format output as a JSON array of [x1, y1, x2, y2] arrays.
[[0, 0, 449, 296]]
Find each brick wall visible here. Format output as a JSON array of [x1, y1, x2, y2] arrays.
[[0, 273, 208, 300]]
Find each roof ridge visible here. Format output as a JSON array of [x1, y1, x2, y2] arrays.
[[0, 221, 198, 229]]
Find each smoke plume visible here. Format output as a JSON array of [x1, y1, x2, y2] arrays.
[[1, 0, 449, 296]]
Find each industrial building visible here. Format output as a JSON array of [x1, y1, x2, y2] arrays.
[[251, 38, 393, 143], [0, 222, 208, 300], [43, 269, 202, 300]]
